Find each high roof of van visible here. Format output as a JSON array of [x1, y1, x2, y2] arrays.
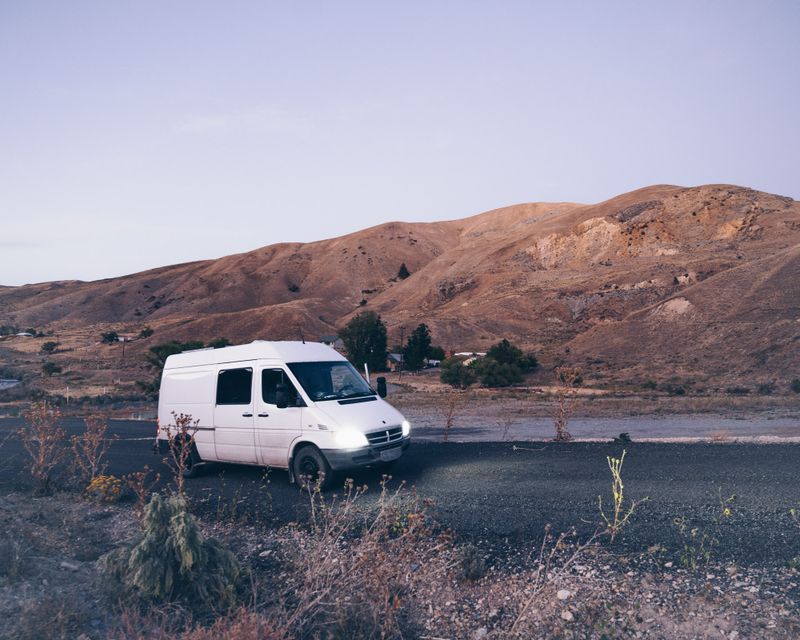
[[163, 341, 347, 369]]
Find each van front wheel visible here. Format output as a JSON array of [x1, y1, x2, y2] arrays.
[[292, 445, 333, 491]]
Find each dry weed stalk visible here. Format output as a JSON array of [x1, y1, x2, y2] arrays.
[[278, 477, 452, 638], [124, 464, 161, 522], [510, 525, 601, 635], [497, 414, 514, 441], [441, 393, 459, 442], [598, 449, 649, 543], [19, 401, 67, 494], [162, 412, 199, 495], [70, 414, 114, 485], [552, 366, 581, 442]]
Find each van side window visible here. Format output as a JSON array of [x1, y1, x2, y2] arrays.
[[216, 368, 253, 405], [262, 369, 301, 406]]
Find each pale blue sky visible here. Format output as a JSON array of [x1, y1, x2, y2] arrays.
[[1, 1, 798, 285]]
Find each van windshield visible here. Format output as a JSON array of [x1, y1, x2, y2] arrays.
[[287, 361, 375, 402]]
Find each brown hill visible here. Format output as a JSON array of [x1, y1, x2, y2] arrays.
[[1, 184, 798, 389]]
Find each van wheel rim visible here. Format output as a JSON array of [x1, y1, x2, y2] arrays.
[[299, 456, 319, 478]]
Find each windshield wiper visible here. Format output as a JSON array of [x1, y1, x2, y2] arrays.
[[339, 391, 375, 399]]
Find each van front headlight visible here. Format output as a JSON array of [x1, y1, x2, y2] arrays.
[[334, 428, 369, 449], [402, 420, 411, 437]]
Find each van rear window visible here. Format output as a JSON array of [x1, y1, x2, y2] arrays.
[[216, 368, 253, 405]]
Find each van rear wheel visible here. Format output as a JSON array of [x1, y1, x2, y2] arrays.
[[292, 445, 333, 491], [172, 437, 202, 478]]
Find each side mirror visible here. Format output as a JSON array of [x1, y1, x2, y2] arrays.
[[376, 376, 387, 398], [276, 383, 289, 409]]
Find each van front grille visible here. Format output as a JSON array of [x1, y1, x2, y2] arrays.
[[366, 426, 403, 447]]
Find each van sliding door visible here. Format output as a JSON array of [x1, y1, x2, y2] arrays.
[[213, 366, 257, 463]]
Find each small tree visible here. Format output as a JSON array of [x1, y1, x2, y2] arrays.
[[207, 337, 231, 349], [41, 362, 62, 376], [40, 341, 60, 355], [397, 263, 411, 279], [552, 366, 581, 441], [486, 339, 538, 370], [339, 311, 389, 372], [100, 492, 240, 606], [138, 327, 154, 338], [791, 378, 800, 394], [403, 323, 432, 372], [427, 345, 446, 361], [101, 331, 119, 344], [440, 357, 477, 390], [19, 402, 67, 494]]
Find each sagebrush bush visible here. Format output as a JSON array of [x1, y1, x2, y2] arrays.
[[276, 478, 450, 639], [458, 543, 488, 581], [101, 493, 241, 608], [86, 474, 123, 503]]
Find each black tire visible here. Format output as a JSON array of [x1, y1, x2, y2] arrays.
[[292, 445, 333, 490]]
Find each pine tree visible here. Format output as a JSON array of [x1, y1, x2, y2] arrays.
[[403, 324, 432, 371]]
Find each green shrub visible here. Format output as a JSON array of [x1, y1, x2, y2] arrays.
[[473, 358, 523, 387], [101, 331, 120, 344], [139, 327, 154, 338], [440, 357, 477, 389], [40, 341, 60, 354], [458, 544, 487, 581], [41, 362, 62, 376], [789, 378, 800, 394], [757, 382, 775, 395], [486, 339, 538, 371], [101, 493, 240, 607], [726, 386, 749, 396]]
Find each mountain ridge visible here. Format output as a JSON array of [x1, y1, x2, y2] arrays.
[[1, 183, 798, 386]]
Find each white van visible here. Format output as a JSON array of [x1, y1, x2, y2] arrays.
[[156, 341, 410, 488]]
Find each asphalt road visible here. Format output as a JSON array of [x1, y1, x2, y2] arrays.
[[1, 418, 799, 566]]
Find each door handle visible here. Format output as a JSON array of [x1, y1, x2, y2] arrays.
[[258, 413, 269, 417], [242, 412, 253, 417]]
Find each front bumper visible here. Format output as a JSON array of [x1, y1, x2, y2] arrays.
[[322, 437, 411, 471]]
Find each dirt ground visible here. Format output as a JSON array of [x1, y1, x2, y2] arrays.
[[0, 488, 798, 639]]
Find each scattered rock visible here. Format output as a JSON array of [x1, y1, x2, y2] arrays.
[[557, 589, 572, 601], [59, 560, 80, 572], [561, 610, 574, 621]]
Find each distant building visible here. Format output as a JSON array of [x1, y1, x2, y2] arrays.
[[15, 332, 33, 337], [454, 351, 486, 367], [387, 353, 404, 371]]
